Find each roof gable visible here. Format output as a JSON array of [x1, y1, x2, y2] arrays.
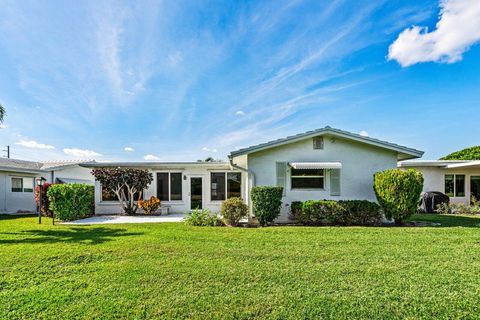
[[229, 126, 424, 160]]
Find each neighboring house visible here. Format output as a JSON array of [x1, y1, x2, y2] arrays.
[[398, 160, 480, 204], [0, 159, 94, 214], [83, 126, 423, 222]]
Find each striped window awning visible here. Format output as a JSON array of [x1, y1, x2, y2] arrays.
[[289, 162, 342, 169]]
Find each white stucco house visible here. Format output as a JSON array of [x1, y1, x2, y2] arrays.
[[0, 159, 94, 213], [399, 160, 480, 204], [84, 126, 424, 222]]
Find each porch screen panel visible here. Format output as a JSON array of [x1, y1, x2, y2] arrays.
[[276, 162, 287, 196], [330, 169, 341, 196], [157, 173, 169, 201], [455, 175, 465, 197], [227, 172, 241, 198], [170, 173, 182, 200], [211, 173, 226, 201]]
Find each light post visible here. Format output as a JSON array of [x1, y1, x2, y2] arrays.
[[37, 177, 46, 224]]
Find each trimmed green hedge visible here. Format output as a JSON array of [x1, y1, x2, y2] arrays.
[[374, 169, 423, 224], [293, 200, 381, 226], [47, 184, 94, 221], [250, 186, 283, 226]]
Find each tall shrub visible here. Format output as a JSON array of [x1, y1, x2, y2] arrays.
[[221, 197, 248, 226], [250, 186, 283, 226], [35, 182, 53, 217], [91, 168, 153, 215], [373, 169, 424, 224], [47, 184, 94, 221]]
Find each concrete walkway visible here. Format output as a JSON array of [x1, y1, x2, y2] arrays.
[[63, 214, 185, 225]]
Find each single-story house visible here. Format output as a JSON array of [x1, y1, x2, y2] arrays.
[[0, 159, 94, 213], [83, 126, 424, 222], [398, 160, 480, 204]]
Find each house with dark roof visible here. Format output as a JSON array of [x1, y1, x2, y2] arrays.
[[0, 159, 94, 213], [82, 126, 423, 222]]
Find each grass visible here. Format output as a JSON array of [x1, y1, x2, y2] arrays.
[[1, 214, 480, 319]]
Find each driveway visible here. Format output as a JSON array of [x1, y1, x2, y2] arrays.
[[63, 214, 185, 225]]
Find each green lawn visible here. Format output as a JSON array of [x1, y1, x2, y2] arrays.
[[2, 214, 480, 319]]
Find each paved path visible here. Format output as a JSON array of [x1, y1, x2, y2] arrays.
[[63, 214, 185, 225]]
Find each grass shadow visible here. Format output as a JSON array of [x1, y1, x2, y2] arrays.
[[0, 227, 143, 245], [409, 214, 480, 228]]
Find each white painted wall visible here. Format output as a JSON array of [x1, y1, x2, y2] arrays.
[[243, 135, 398, 221], [94, 165, 244, 215], [50, 165, 94, 183], [404, 166, 480, 204], [0, 171, 42, 213]]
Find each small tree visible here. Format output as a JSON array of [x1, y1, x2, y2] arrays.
[[250, 186, 283, 226], [374, 169, 424, 224], [92, 168, 153, 215]]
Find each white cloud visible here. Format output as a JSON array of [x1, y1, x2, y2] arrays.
[[388, 0, 480, 67], [15, 139, 55, 149], [235, 110, 246, 116], [0, 124, 7, 129], [63, 148, 102, 157], [359, 130, 369, 137], [124, 147, 134, 152], [144, 154, 160, 160], [168, 51, 183, 66], [202, 147, 218, 153]]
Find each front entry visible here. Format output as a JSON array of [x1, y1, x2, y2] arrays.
[[190, 177, 203, 210], [471, 176, 480, 203]]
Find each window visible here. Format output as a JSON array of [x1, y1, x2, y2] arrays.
[[211, 173, 226, 201], [23, 178, 34, 192], [11, 178, 23, 192], [313, 136, 324, 149], [227, 172, 241, 198], [291, 168, 324, 189], [101, 186, 142, 201], [156, 172, 183, 201], [445, 174, 465, 197], [210, 172, 242, 201], [170, 173, 182, 200]]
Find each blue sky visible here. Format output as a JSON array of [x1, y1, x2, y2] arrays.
[[1, 0, 479, 161]]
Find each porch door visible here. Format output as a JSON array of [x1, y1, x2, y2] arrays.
[[190, 177, 203, 210], [471, 176, 480, 203]]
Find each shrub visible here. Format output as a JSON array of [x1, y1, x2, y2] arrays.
[[338, 200, 382, 225], [289, 201, 303, 221], [374, 169, 424, 224], [184, 209, 224, 226], [220, 197, 248, 226], [35, 182, 53, 217], [138, 196, 161, 215], [436, 202, 480, 215], [299, 200, 345, 225], [47, 184, 94, 221], [250, 186, 283, 226]]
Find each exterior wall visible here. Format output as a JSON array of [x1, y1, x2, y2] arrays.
[[245, 135, 398, 221], [406, 166, 480, 204], [0, 171, 42, 213], [51, 165, 94, 183], [94, 166, 244, 215]]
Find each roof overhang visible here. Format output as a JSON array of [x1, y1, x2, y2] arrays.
[[0, 166, 45, 174], [229, 126, 424, 160], [398, 160, 473, 168], [289, 162, 342, 169], [445, 160, 480, 169], [80, 161, 231, 169]]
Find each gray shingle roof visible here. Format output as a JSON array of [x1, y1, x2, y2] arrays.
[[229, 126, 424, 160], [0, 158, 92, 173]]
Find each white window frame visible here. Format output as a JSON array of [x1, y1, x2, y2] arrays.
[[157, 172, 183, 203], [291, 169, 325, 190], [445, 174, 466, 198], [210, 171, 242, 202]]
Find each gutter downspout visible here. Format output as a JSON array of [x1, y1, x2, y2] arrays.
[[228, 156, 256, 223]]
